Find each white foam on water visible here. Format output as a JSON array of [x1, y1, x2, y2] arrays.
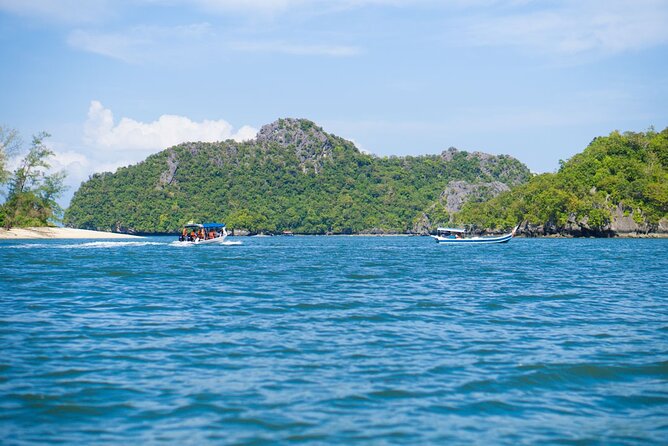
[[170, 241, 194, 248], [2, 241, 167, 249], [2, 243, 50, 249], [222, 241, 243, 245], [60, 241, 165, 249]]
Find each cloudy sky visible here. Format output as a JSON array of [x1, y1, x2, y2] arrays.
[[1, 0, 667, 205]]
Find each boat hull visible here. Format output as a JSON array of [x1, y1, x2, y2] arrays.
[[191, 235, 228, 245], [432, 232, 513, 244]]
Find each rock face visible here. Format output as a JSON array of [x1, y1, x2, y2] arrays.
[[607, 204, 651, 234], [412, 213, 432, 235], [659, 218, 668, 233], [440, 180, 510, 214], [441, 147, 528, 186], [412, 180, 513, 235], [517, 203, 668, 237], [157, 149, 179, 189], [155, 118, 344, 190], [256, 118, 334, 174], [603, 204, 668, 236]]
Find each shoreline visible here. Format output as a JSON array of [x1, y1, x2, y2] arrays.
[[243, 232, 668, 238], [3, 227, 664, 240], [0, 227, 143, 240]]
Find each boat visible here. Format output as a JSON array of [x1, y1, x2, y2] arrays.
[[179, 222, 228, 245], [432, 226, 518, 244]]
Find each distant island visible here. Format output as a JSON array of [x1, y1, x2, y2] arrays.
[[64, 118, 529, 235], [63, 119, 668, 237]]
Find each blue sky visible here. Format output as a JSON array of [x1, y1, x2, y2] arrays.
[[1, 0, 667, 206]]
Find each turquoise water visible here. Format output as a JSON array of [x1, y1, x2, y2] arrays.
[[1, 236, 667, 444]]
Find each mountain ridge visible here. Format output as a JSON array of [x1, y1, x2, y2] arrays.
[[64, 118, 530, 234]]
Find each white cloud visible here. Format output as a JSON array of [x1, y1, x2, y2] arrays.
[[68, 21, 359, 61], [190, 0, 415, 15], [67, 29, 143, 63], [231, 40, 362, 57], [0, 0, 417, 25], [192, 0, 305, 14], [47, 148, 135, 207], [7, 0, 668, 60], [84, 101, 257, 153], [0, 0, 112, 23], [57, 0, 667, 64], [67, 23, 213, 63], [454, 0, 668, 55], [42, 101, 258, 206]]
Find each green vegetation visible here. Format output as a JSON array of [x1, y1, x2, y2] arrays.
[[455, 128, 668, 234], [1, 126, 21, 185], [0, 129, 67, 229], [64, 119, 529, 234]]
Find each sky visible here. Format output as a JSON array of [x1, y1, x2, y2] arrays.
[[1, 0, 667, 206]]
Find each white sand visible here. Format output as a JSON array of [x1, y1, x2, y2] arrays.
[[0, 227, 143, 239]]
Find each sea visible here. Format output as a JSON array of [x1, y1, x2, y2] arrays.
[[1, 236, 667, 445]]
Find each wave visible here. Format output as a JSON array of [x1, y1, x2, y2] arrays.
[[169, 241, 194, 248], [0, 244, 49, 249], [3, 241, 165, 249], [3, 240, 243, 249], [63, 241, 165, 249]]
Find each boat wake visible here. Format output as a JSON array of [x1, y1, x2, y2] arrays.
[[169, 241, 199, 248], [63, 241, 164, 249], [3, 241, 164, 249]]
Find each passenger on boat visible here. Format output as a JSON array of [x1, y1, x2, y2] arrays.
[[189, 230, 196, 241], [209, 230, 215, 239]]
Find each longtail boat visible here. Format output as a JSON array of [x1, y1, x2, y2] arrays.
[[432, 226, 518, 245]]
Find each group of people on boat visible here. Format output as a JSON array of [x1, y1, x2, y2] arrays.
[[436, 227, 466, 239], [178, 223, 227, 242]]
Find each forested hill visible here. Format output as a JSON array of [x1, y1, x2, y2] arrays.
[[455, 128, 668, 236], [64, 118, 530, 234]]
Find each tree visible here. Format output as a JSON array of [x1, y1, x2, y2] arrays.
[[0, 126, 22, 186], [454, 128, 668, 234], [1, 131, 67, 229]]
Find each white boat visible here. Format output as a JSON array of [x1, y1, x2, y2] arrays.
[[178, 222, 228, 245], [432, 226, 518, 244]]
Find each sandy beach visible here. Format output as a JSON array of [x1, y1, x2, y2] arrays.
[[0, 227, 143, 239]]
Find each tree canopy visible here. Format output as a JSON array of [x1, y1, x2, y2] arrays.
[[0, 126, 21, 185], [455, 128, 668, 234], [0, 130, 67, 229]]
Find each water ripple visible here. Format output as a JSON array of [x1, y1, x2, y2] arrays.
[[1, 236, 667, 444]]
